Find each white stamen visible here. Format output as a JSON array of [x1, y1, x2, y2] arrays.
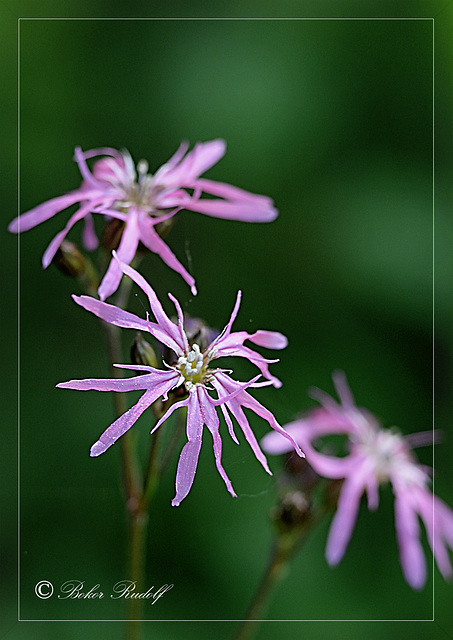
[[177, 343, 205, 382], [207, 346, 218, 359], [137, 159, 149, 178], [110, 153, 159, 215]]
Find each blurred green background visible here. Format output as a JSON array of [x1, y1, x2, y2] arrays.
[[2, 3, 453, 640]]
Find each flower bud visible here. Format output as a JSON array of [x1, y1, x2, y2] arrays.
[[160, 316, 219, 366], [282, 452, 319, 491], [102, 218, 125, 253], [182, 317, 219, 352], [53, 240, 89, 278], [130, 332, 158, 369], [271, 490, 312, 535], [154, 214, 176, 239]]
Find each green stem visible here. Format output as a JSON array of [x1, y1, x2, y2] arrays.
[[124, 404, 168, 639], [77, 247, 152, 638], [234, 506, 326, 640], [125, 509, 149, 639], [233, 537, 295, 640], [100, 273, 147, 639], [104, 320, 143, 506]]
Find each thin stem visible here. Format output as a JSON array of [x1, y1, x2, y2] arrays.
[[124, 399, 169, 639], [75, 244, 157, 639], [104, 320, 143, 506], [125, 509, 149, 639], [233, 538, 295, 640], [99, 270, 147, 639], [126, 404, 186, 633], [234, 506, 326, 640]]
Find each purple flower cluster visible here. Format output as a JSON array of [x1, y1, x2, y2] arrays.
[[11, 138, 299, 505], [10, 135, 452, 591]]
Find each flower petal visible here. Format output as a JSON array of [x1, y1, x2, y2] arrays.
[[9, 190, 88, 233], [365, 474, 380, 511], [261, 409, 359, 457], [98, 209, 140, 301], [179, 196, 278, 223], [222, 378, 304, 458], [72, 295, 149, 332], [211, 321, 287, 388], [247, 330, 288, 350], [210, 291, 242, 350], [332, 370, 356, 409], [221, 397, 272, 475], [74, 146, 107, 189], [198, 386, 237, 498], [138, 215, 197, 296], [413, 488, 453, 582], [172, 393, 204, 506], [213, 372, 303, 470], [161, 139, 226, 187], [215, 343, 282, 388], [87, 377, 177, 457], [325, 460, 370, 566], [56, 368, 178, 393], [184, 176, 278, 222], [82, 213, 99, 251], [195, 178, 275, 206], [42, 203, 99, 268], [150, 395, 189, 435], [168, 293, 190, 353], [301, 439, 358, 479], [211, 375, 261, 406], [152, 141, 190, 182], [393, 488, 427, 589], [111, 251, 186, 354], [219, 402, 240, 445], [260, 428, 297, 456], [80, 146, 124, 161]]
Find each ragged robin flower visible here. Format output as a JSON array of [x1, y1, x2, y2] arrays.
[[261, 371, 453, 589], [9, 140, 278, 300], [57, 253, 303, 506]]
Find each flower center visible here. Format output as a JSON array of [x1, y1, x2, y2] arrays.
[[101, 152, 157, 215], [356, 427, 426, 486], [177, 344, 210, 391], [122, 159, 155, 211]]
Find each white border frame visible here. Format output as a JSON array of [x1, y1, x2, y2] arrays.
[[17, 15, 435, 625]]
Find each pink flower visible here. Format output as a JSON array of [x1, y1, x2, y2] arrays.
[[57, 253, 302, 506], [261, 371, 453, 589], [9, 140, 278, 300]]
